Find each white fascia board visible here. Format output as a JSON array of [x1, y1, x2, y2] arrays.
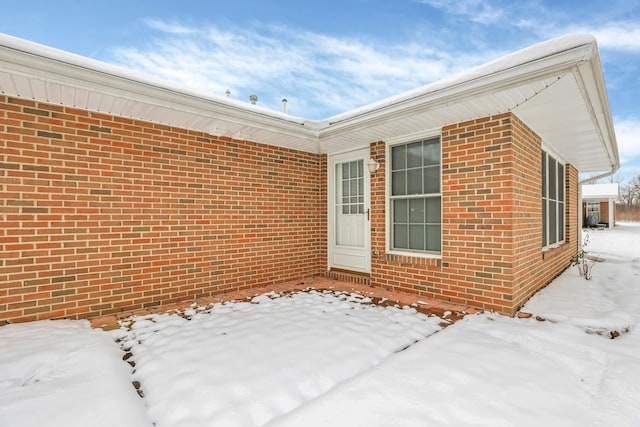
[[575, 50, 620, 174]]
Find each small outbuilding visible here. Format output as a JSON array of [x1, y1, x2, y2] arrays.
[[582, 183, 619, 228]]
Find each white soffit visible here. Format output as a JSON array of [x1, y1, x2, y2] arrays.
[[0, 32, 619, 174]]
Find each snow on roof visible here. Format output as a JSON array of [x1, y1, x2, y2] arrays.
[[582, 183, 619, 199], [325, 34, 597, 124], [0, 32, 306, 124]]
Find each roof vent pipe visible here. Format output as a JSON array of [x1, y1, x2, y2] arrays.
[[282, 98, 288, 113], [249, 94, 258, 105], [225, 89, 231, 97]]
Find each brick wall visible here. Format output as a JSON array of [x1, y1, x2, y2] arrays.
[[510, 116, 578, 308], [0, 96, 325, 322], [370, 113, 578, 315]]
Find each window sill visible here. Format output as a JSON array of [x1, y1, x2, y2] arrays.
[[386, 250, 442, 260], [542, 241, 566, 257]]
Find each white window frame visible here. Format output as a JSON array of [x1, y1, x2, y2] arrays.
[[385, 130, 442, 259], [542, 146, 566, 250]]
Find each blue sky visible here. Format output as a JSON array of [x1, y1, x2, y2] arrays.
[[2, 0, 639, 182]]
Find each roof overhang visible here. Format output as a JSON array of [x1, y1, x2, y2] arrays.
[[581, 183, 619, 200], [0, 33, 619, 175]]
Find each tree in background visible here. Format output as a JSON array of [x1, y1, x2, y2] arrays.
[[619, 174, 640, 207]]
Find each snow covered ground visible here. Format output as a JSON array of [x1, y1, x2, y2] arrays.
[[1, 223, 640, 426], [0, 320, 151, 427]]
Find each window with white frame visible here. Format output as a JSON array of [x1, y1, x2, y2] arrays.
[[542, 149, 565, 248], [390, 137, 441, 254]]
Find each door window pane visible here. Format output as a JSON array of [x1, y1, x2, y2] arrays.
[[337, 160, 365, 217]]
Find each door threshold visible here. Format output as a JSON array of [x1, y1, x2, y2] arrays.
[[326, 269, 371, 286]]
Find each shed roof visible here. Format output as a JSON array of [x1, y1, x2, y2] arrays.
[[582, 183, 619, 199], [0, 33, 619, 174]]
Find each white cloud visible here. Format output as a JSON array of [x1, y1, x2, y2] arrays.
[[143, 18, 196, 35], [615, 118, 640, 160], [581, 22, 640, 52], [416, 0, 505, 24], [110, 21, 489, 118], [417, 0, 640, 54], [611, 117, 640, 183]]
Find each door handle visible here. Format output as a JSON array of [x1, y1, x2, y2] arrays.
[[366, 208, 370, 221]]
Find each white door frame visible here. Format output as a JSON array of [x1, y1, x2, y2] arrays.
[[327, 148, 371, 274]]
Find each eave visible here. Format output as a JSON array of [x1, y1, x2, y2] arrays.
[[0, 33, 619, 175]]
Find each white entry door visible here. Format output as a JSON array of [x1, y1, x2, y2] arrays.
[[328, 148, 371, 273]]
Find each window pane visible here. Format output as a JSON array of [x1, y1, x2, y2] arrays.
[[426, 225, 441, 252], [542, 200, 547, 247], [358, 177, 364, 196], [393, 199, 408, 224], [424, 166, 440, 194], [426, 197, 441, 223], [407, 168, 422, 194], [350, 205, 358, 214], [357, 160, 363, 178], [559, 202, 565, 241], [350, 180, 357, 196], [424, 140, 440, 166], [350, 161, 358, 178], [549, 200, 557, 245], [394, 224, 408, 249], [407, 142, 423, 168], [549, 157, 557, 200], [392, 145, 406, 170], [409, 198, 425, 223], [541, 151, 547, 198], [558, 163, 565, 202], [342, 206, 349, 215], [392, 171, 406, 196], [409, 224, 425, 250], [342, 180, 349, 197]]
